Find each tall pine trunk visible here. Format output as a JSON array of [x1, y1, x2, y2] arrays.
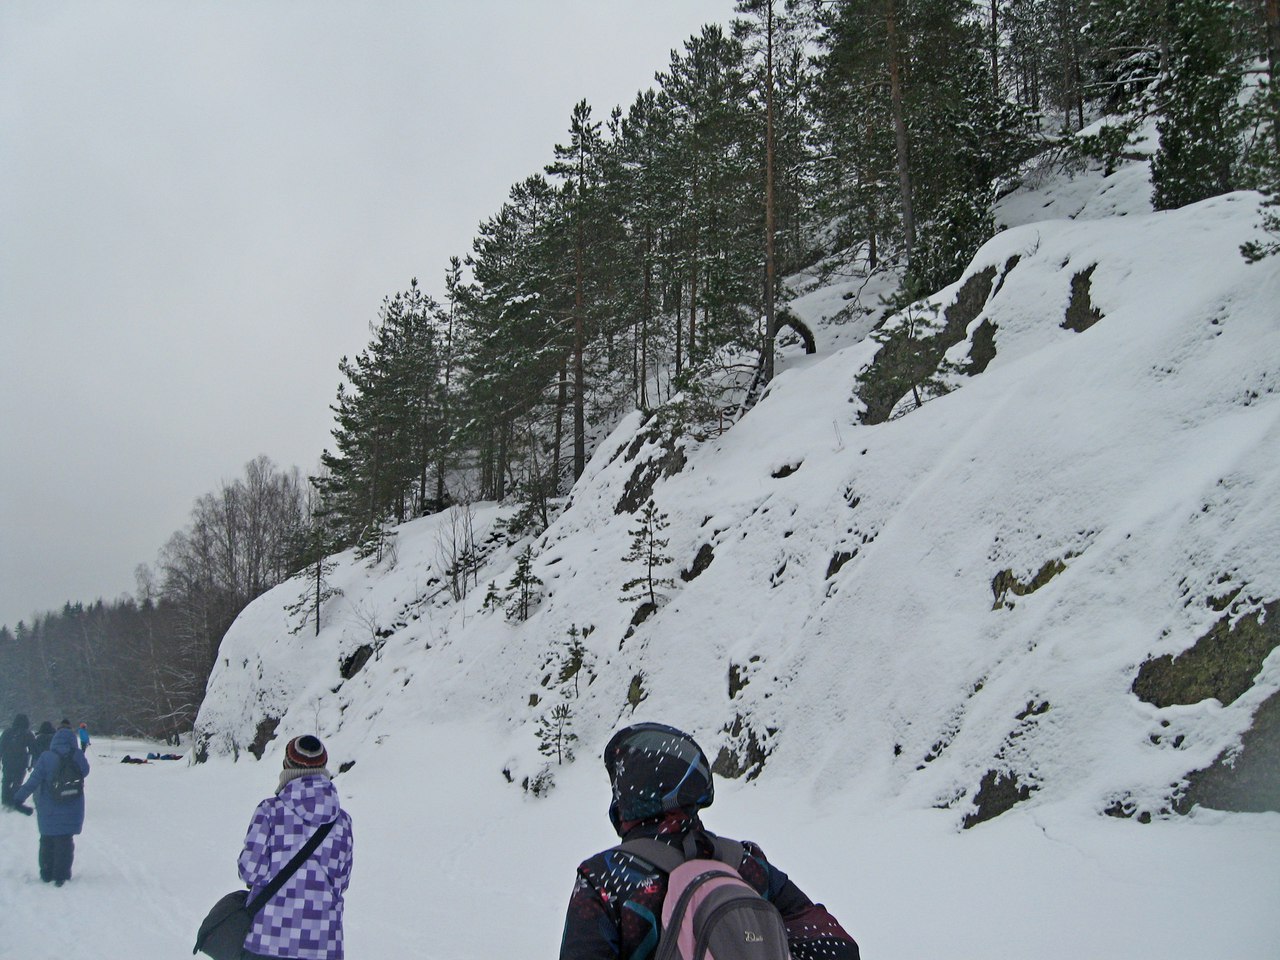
[[885, 0, 915, 263], [572, 152, 587, 481], [641, 227, 653, 408], [990, 0, 1000, 100], [573, 221, 586, 480], [762, 0, 779, 383], [689, 162, 701, 362], [1266, 0, 1280, 151], [554, 358, 567, 494], [673, 277, 684, 379]]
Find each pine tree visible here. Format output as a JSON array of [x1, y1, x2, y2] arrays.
[[736, 0, 784, 382], [285, 555, 342, 637], [557, 623, 594, 698], [547, 100, 606, 481], [1151, 0, 1245, 210], [536, 703, 578, 765], [1241, 0, 1280, 261], [813, 0, 1031, 291], [315, 280, 451, 545], [460, 176, 564, 501], [621, 500, 675, 607], [660, 25, 757, 368]]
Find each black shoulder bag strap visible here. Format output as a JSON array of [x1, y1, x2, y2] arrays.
[[246, 818, 336, 915]]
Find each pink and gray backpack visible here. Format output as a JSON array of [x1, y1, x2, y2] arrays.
[[617, 835, 792, 960]]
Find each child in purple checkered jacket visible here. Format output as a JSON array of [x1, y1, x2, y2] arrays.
[[238, 735, 354, 960]]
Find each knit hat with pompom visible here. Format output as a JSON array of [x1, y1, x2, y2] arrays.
[[278, 735, 331, 792]]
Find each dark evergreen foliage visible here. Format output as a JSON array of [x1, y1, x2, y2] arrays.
[[1151, 0, 1246, 210], [621, 500, 675, 607]]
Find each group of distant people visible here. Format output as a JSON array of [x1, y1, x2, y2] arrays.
[[192, 722, 859, 960], [1, 713, 91, 886]]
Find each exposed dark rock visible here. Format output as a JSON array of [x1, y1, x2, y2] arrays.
[[772, 461, 802, 479], [1132, 600, 1279, 708], [623, 428, 650, 464], [247, 716, 279, 760], [712, 715, 773, 780], [857, 265, 998, 425], [617, 430, 687, 515], [1062, 265, 1104, 332], [340, 644, 374, 680], [826, 550, 856, 580], [991, 557, 1069, 609], [966, 319, 998, 375], [627, 674, 648, 710], [1208, 582, 1243, 612], [630, 602, 657, 628], [1103, 796, 1160, 823], [1015, 700, 1051, 721], [681, 543, 715, 582], [728, 659, 759, 699], [338, 760, 356, 775], [962, 769, 1035, 828], [1179, 689, 1280, 813], [989, 255, 1021, 300], [944, 265, 999, 331]]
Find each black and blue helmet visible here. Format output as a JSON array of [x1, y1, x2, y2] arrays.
[[604, 722, 714, 833]]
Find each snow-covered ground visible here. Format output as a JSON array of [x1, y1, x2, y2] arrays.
[[1, 734, 1277, 960]]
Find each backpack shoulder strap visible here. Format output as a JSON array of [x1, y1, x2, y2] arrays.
[[615, 837, 686, 875], [617, 833, 746, 874], [246, 818, 336, 915], [708, 834, 746, 869]]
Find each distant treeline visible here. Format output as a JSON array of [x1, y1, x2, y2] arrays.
[[0, 457, 311, 736], [0, 598, 201, 738]]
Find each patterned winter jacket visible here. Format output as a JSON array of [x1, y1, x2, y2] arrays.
[[238, 774, 354, 960], [559, 812, 860, 960]]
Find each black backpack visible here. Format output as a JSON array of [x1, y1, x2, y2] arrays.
[[50, 752, 84, 802]]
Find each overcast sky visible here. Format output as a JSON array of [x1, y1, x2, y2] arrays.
[[0, 0, 733, 630]]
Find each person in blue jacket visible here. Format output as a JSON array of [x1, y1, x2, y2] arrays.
[[13, 726, 91, 885]]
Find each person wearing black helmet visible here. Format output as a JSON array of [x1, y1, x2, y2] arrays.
[[558, 722, 861, 960]]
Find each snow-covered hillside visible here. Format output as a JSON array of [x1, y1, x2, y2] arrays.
[[184, 141, 1280, 956], [198, 150, 1280, 818]]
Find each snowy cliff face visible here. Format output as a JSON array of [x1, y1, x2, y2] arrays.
[[195, 150, 1280, 826]]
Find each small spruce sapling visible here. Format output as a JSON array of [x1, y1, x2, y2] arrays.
[[621, 500, 674, 608], [285, 556, 343, 637], [537, 703, 578, 765], [506, 546, 543, 621], [557, 624, 595, 698]]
